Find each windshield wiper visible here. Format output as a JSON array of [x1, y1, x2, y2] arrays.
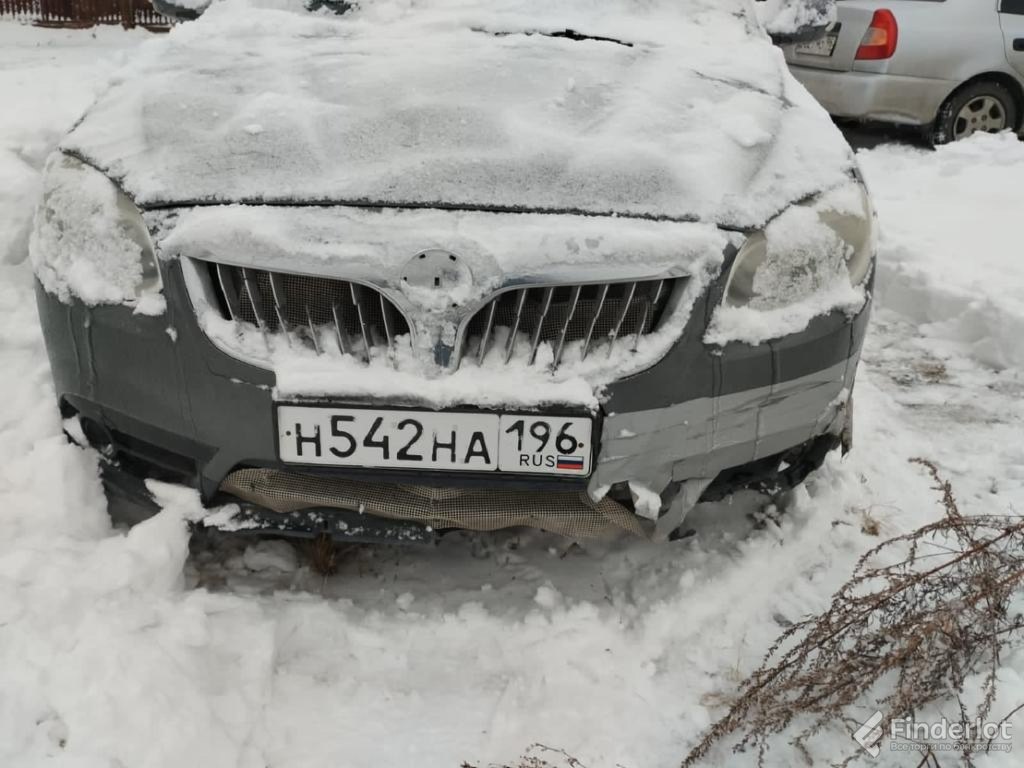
[[477, 28, 634, 48]]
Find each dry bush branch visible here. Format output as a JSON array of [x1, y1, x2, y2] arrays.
[[682, 458, 1024, 767], [307, 533, 341, 576]]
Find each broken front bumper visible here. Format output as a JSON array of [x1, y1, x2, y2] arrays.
[[37, 256, 871, 540]]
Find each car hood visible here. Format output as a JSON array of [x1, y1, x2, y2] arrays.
[[62, 0, 855, 229]]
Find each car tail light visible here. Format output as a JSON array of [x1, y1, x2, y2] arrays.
[[855, 10, 898, 60]]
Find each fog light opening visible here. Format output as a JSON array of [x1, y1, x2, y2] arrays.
[[80, 417, 114, 456]]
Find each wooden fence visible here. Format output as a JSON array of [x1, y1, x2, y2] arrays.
[[0, 0, 169, 29]]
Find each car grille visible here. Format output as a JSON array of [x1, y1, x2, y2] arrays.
[[462, 278, 677, 369], [207, 263, 410, 360], [199, 262, 678, 372]]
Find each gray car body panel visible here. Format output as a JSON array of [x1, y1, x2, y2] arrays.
[[784, 0, 1024, 128]]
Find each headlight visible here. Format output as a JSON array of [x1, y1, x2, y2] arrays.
[[31, 154, 163, 314], [723, 181, 875, 309]]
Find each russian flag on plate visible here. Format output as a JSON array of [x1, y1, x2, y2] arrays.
[[556, 456, 584, 471]]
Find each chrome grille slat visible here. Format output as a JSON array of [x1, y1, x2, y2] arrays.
[[581, 284, 610, 361], [350, 283, 372, 362], [553, 285, 582, 368], [503, 289, 529, 364], [606, 281, 638, 358], [527, 287, 555, 365], [633, 279, 665, 352], [215, 263, 241, 320], [379, 293, 394, 354], [267, 272, 292, 347], [204, 262, 410, 363], [240, 268, 268, 331], [331, 302, 350, 356], [465, 277, 678, 371], [305, 305, 321, 354], [476, 300, 499, 365]]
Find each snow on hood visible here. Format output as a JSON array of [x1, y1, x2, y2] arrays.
[[62, 0, 855, 229]]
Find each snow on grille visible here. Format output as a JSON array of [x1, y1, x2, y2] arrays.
[[462, 278, 678, 370], [206, 262, 411, 361]]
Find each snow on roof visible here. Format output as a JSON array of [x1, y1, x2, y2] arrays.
[[62, 0, 855, 229]]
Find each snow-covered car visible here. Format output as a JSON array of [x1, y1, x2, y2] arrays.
[[31, 0, 875, 543]]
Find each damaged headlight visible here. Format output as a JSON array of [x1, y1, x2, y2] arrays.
[[723, 181, 875, 309], [31, 154, 163, 313]]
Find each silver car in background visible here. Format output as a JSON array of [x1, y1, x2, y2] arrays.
[[784, 0, 1024, 143]]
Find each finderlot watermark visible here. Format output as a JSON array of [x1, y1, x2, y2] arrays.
[[852, 712, 1013, 757], [852, 711, 885, 757]]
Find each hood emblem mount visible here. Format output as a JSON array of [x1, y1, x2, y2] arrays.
[[400, 249, 473, 303], [399, 249, 476, 368]]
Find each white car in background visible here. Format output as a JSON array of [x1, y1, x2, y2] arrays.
[[784, 0, 1024, 143]]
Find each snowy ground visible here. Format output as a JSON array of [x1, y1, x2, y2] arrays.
[[1, 20, 1024, 768]]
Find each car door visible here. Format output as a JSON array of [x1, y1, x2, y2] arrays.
[[999, 0, 1024, 78]]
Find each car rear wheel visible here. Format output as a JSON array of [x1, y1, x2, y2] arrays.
[[932, 81, 1019, 145]]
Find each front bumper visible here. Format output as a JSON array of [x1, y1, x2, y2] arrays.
[[37, 255, 871, 537]]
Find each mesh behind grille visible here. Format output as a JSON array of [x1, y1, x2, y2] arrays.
[[206, 262, 410, 358], [464, 278, 677, 368], [221, 468, 649, 539]]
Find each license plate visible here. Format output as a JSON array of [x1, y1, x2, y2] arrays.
[[795, 24, 840, 57], [276, 406, 594, 476]]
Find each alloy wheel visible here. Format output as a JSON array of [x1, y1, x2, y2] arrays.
[[953, 95, 1008, 140]]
